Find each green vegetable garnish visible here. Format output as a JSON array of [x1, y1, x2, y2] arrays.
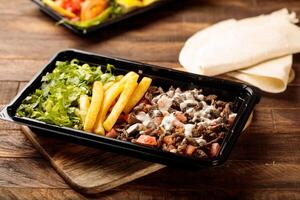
[[16, 59, 116, 129], [64, 7, 113, 30]]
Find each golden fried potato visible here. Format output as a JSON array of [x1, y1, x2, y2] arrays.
[[103, 75, 125, 91], [119, 71, 139, 84], [93, 71, 139, 135], [123, 77, 152, 113], [79, 94, 90, 124], [103, 81, 115, 91], [116, 75, 124, 81], [116, 0, 157, 9], [116, 0, 143, 9], [143, 0, 159, 6], [103, 77, 138, 132], [93, 81, 125, 135], [84, 81, 104, 132]]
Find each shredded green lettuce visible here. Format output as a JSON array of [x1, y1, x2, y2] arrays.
[[16, 59, 116, 129]]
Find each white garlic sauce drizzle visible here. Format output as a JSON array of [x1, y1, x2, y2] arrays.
[[151, 88, 236, 147], [184, 124, 195, 137], [136, 112, 152, 127], [195, 137, 207, 147], [160, 113, 182, 131], [157, 95, 173, 113]]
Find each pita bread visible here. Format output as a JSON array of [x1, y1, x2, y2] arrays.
[[179, 9, 300, 76], [227, 55, 294, 93]]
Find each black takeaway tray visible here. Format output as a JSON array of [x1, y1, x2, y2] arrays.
[[0, 49, 261, 168], [32, 0, 174, 35]]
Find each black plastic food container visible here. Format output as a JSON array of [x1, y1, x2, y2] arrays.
[[31, 0, 173, 35], [0, 49, 260, 167]]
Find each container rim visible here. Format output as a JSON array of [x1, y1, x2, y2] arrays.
[[31, 0, 175, 35], [1, 49, 261, 167]]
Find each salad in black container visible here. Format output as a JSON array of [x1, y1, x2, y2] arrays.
[[32, 0, 173, 34], [0, 49, 260, 167]]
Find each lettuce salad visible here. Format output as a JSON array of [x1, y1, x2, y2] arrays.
[[16, 59, 116, 129]]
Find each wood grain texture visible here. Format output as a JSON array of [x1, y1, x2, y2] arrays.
[[0, 82, 19, 105], [0, 105, 20, 130], [96, 188, 300, 200], [0, 0, 300, 199], [21, 126, 164, 195], [0, 188, 85, 200], [0, 130, 39, 158], [0, 158, 68, 188], [123, 161, 300, 193]]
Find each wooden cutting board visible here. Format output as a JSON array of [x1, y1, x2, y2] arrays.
[[20, 113, 252, 195], [21, 126, 165, 195]]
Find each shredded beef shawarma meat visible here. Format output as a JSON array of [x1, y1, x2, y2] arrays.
[[113, 86, 237, 159]]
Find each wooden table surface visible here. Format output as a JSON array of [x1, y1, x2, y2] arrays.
[[1, 0, 300, 199]]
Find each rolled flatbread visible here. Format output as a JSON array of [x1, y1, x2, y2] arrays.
[[227, 55, 294, 93], [179, 8, 300, 76]]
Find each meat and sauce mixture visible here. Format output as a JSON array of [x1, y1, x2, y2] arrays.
[[111, 86, 237, 159]]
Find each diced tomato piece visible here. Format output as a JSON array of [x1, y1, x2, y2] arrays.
[[73, 0, 83, 10], [61, 0, 83, 15], [60, 0, 70, 8], [210, 143, 221, 157], [123, 113, 129, 123], [118, 113, 129, 122], [163, 135, 174, 145], [186, 145, 197, 155], [136, 135, 157, 146], [175, 111, 187, 123], [106, 129, 118, 138]]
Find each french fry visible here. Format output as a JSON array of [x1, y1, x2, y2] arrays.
[[123, 77, 152, 113], [116, 75, 124, 81], [103, 75, 125, 91], [143, 0, 159, 6], [103, 77, 138, 132], [79, 94, 90, 124], [93, 82, 125, 135], [103, 81, 114, 91], [93, 71, 139, 134], [84, 81, 104, 132], [119, 71, 139, 84]]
